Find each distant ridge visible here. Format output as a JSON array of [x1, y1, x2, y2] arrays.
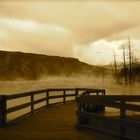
[[0, 50, 100, 80]]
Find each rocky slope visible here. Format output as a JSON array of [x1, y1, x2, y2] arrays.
[[0, 50, 99, 80]]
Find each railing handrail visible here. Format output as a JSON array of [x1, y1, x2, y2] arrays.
[[5, 88, 103, 100], [77, 95, 140, 102], [0, 88, 104, 127], [76, 93, 140, 140]]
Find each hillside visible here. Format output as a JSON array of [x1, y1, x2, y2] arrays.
[[0, 50, 100, 80]]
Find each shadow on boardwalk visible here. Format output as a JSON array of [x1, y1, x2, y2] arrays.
[[0, 103, 115, 140]]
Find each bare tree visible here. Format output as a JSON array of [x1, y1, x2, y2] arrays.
[[128, 37, 132, 85], [122, 45, 127, 85], [113, 50, 118, 77], [113, 50, 117, 77], [111, 63, 115, 77], [101, 67, 104, 83], [131, 52, 136, 84]]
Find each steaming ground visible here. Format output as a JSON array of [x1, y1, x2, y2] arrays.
[[0, 76, 139, 120], [0, 76, 139, 95]]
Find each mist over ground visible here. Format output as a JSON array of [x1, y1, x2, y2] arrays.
[[0, 76, 139, 95], [0, 76, 139, 121]]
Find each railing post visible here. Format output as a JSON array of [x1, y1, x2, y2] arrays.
[[31, 94, 34, 114], [87, 90, 89, 95], [120, 100, 126, 139], [63, 90, 66, 103], [102, 90, 106, 112], [0, 95, 7, 127], [97, 91, 99, 95], [75, 88, 78, 100], [46, 90, 49, 106], [77, 102, 83, 126], [102, 90, 105, 95]]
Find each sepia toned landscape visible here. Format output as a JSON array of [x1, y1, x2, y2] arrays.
[[0, 0, 140, 140]]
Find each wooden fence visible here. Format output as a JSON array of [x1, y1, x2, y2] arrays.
[[76, 92, 140, 140], [0, 88, 104, 127]]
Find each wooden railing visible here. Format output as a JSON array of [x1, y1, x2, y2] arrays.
[[0, 88, 103, 127], [76, 93, 140, 140]]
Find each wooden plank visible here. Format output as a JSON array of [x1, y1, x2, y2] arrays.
[[48, 88, 75, 91], [106, 102, 140, 112], [7, 98, 77, 125], [6, 88, 106, 101], [7, 112, 31, 125], [48, 102, 64, 106], [0, 95, 7, 127], [7, 102, 31, 114], [6, 88, 77, 100], [46, 91, 49, 105], [77, 124, 134, 140], [31, 94, 34, 113], [7, 89, 47, 100], [82, 101, 140, 112], [7, 97, 47, 114], [76, 111, 140, 127], [65, 94, 77, 97], [49, 94, 76, 99], [6, 90, 77, 125], [123, 103, 140, 112], [0, 103, 109, 140], [48, 100, 75, 106], [120, 101, 126, 138], [77, 88, 105, 92], [75, 88, 79, 100], [33, 97, 47, 105], [63, 90, 66, 103], [6, 88, 105, 101], [49, 95, 64, 99], [34, 105, 47, 113], [77, 95, 140, 103]]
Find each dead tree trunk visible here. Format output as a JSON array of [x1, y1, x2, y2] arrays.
[[101, 68, 104, 83], [122, 45, 127, 85], [128, 37, 132, 85], [113, 50, 117, 78]]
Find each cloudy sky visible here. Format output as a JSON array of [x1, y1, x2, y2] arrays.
[[0, 0, 140, 65]]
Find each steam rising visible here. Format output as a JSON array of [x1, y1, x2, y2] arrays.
[[0, 76, 139, 95]]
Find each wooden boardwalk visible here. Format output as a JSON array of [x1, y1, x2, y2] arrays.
[[0, 102, 114, 140]]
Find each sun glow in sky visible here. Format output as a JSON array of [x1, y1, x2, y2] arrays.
[[0, 1, 140, 65]]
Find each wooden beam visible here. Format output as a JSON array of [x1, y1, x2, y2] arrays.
[[0, 95, 7, 127]]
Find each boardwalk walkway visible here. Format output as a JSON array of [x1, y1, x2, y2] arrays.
[[0, 102, 114, 140]]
